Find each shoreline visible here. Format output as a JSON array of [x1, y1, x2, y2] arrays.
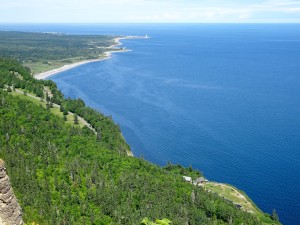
[[33, 35, 149, 157], [34, 35, 148, 80]]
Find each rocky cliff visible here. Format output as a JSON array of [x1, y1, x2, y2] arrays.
[[0, 159, 23, 225]]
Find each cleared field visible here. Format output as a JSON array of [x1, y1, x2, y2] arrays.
[[203, 182, 280, 225], [11, 89, 86, 128]]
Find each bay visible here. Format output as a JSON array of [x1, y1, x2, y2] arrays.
[[2, 23, 300, 225]]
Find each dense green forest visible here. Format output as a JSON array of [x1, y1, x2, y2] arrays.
[[0, 58, 279, 224], [0, 31, 116, 74], [0, 57, 129, 154]]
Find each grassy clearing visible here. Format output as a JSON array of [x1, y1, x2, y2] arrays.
[[24, 57, 87, 74], [11, 89, 85, 128], [24, 53, 110, 75], [24, 53, 110, 74], [204, 182, 258, 213], [203, 182, 280, 225]]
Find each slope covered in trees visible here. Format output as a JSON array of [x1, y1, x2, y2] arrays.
[[0, 57, 129, 154], [0, 58, 278, 224]]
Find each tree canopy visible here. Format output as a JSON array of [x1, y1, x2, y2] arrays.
[[0, 58, 277, 224]]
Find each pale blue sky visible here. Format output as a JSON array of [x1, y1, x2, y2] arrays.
[[1, 0, 300, 23]]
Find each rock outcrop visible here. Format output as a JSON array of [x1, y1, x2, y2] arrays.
[[0, 159, 23, 225]]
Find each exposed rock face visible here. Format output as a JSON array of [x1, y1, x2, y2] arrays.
[[0, 159, 23, 225]]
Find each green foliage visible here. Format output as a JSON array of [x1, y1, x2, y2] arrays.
[[74, 113, 79, 125], [164, 162, 202, 179], [0, 59, 268, 225], [156, 218, 172, 225], [0, 57, 45, 98], [0, 31, 115, 71], [0, 57, 129, 154], [141, 217, 172, 225]]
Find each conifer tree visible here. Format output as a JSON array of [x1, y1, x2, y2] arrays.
[[74, 114, 78, 125]]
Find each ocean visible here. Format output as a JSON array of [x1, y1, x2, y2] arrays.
[[1, 23, 300, 225]]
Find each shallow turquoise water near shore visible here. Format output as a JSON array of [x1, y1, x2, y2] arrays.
[[2, 24, 300, 224]]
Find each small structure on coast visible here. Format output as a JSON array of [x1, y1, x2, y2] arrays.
[[183, 176, 208, 186], [196, 177, 205, 183], [193, 177, 207, 186], [183, 176, 192, 183]]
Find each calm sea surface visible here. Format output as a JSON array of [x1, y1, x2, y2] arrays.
[[2, 24, 300, 225]]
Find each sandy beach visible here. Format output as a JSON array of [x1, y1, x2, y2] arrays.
[[34, 58, 107, 80], [34, 35, 146, 80]]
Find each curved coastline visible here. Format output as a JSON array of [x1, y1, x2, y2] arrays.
[[33, 35, 144, 157], [34, 38, 127, 80], [34, 36, 148, 80]]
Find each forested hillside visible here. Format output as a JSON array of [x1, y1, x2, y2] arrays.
[[0, 58, 275, 224]]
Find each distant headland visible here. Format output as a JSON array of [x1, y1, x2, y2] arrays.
[[35, 35, 150, 80]]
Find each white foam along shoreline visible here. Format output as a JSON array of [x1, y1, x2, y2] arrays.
[[34, 35, 148, 80]]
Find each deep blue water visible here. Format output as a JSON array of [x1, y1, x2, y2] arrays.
[[2, 24, 300, 225]]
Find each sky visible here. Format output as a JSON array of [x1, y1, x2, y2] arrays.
[[1, 0, 300, 23]]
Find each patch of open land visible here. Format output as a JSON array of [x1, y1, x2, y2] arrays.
[[33, 56, 110, 80], [203, 182, 280, 225], [204, 182, 257, 213]]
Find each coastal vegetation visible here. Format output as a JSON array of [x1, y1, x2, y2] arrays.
[[203, 183, 280, 225], [140, 218, 172, 225], [0, 31, 117, 74], [0, 57, 129, 154], [0, 30, 281, 224]]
